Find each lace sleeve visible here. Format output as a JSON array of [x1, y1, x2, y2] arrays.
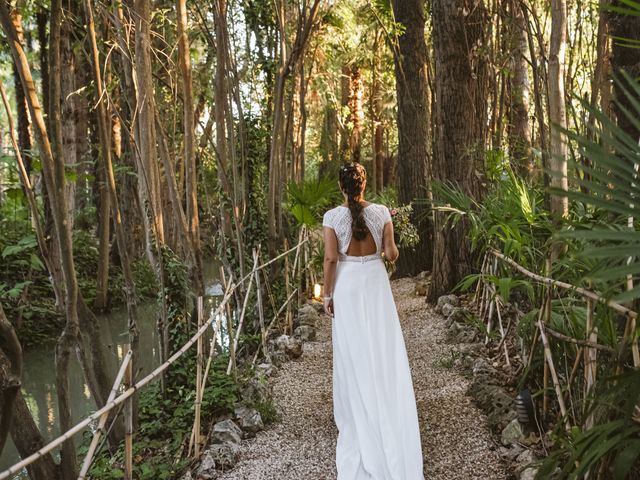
[[322, 209, 334, 229], [381, 205, 392, 225]]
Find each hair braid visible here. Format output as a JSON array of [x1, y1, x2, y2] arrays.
[[339, 163, 368, 241]]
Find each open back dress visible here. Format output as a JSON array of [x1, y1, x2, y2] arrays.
[[323, 204, 424, 480]]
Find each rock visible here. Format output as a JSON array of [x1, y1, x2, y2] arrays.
[[240, 376, 271, 403], [256, 362, 276, 377], [519, 467, 538, 480], [207, 442, 240, 470], [211, 419, 242, 445], [297, 305, 320, 327], [269, 350, 288, 366], [414, 281, 428, 296], [497, 444, 525, 462], [456, 343, 483, 355], [294, 324, 316, 341], [515, 449, 536, 472], [181, 472, 195, 480], [435, 294, 459, 313], [501, 418, 525, 446], [469, 379, 517, 430], [441, 303, 457, 317], [234, 405, 264, 436], [196, 451, 217, 479], [275, 334, 303, 358]]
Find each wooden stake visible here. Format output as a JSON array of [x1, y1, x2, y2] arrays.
[[78, 350, 132, 479], [194, 296, 203, 457], [124, 345, 133, 479]]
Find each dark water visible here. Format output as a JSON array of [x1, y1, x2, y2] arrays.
[[2, 262, 224, 475]]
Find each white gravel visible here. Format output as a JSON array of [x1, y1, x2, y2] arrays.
[[216, 277, 509, 479]]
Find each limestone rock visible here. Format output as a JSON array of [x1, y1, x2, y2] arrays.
[[297, 305, 320, 327], [207, 442, 240, 470], [435, 294, 459, 313], [240, 376, 271, 403], [256, 362, 277, 377], [275, 334, 303, 358], [211, 419, 242, 445], [515, 449, 536, 472], [234, 405, 264, 436], [196, 451, 217, 479], [501, 418, 525, 446], [294, 325, 316, 341], [519, 467, 538, 480]]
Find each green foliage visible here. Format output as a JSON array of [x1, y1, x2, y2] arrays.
[[88, 355, 246, 479], [285, 177, 341, 227], [554, 72, 640, 303], [537, 370, 640, 479]]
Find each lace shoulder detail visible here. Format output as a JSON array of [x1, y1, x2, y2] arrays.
[[323, 204, 391, 255]]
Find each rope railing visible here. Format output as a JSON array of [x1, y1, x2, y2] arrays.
[[477, 249, 639, 430], [2, 236, 313, 480]]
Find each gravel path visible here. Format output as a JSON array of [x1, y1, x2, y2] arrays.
[[217, 277, 509, 479]]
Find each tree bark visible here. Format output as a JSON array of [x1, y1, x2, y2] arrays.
[[391, 0, 433, 276], [429, 0, 489, 300], [609, 1, 640, 143], [177, 0, 204, 295], [0, 304, 58, 479], [508, 0, 532, 177], [547, 0, 569, 219]]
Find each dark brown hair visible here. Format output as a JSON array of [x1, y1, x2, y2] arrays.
[[338, 163, 368, 241]]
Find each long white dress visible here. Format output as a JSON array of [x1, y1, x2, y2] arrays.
[[323, 204, 424, 480]]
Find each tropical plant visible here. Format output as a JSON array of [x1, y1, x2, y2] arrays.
[[285, 177, 341, 227]]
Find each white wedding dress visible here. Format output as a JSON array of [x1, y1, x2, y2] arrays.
[[323, 204, 424, 480]]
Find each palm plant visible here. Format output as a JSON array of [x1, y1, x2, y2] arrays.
[[284, 177, 341, 228]]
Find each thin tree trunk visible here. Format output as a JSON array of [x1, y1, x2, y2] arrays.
[[508, 0, 532, 177], [177, 0, 204, 295], [0, 305, 58, 479], [548, 0, 569, 219]]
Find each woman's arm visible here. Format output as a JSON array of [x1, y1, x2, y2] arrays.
[[383, 220, 399, 262], [322, 226, 339, 316]]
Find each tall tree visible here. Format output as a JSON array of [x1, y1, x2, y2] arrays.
[[507, 0, 532, 177], [177, 0, 204, 293], [548, 0, 569, 219], [392, 0, 432, 275], [609, 1, 640, 143], [429, 0, 489, 299]]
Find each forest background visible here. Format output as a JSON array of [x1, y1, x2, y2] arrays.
[[1, 0, 640, 478]]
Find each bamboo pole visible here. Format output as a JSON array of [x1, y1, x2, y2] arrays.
[[227, 251, 258, 374], [194, 296, 204, 457], [543, 258, 551, 421], [254, 252, 267, 358], [252, 288, 299, 365], [124, 345, 133, 479], [188, 308, 222, 456], [0, 283, 235, 480], [284, 239, 293, 334], [490, 249, 637, 319], [78, 350, 132, 479], [538, 311, 570, 428]]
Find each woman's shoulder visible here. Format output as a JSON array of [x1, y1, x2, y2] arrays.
[[322, 205, 347, 227]]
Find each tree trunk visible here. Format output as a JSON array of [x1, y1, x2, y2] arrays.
[[0, 304, 58, 479], [547, 0, 569, 219], [391, 0, 433, 276], [508, 0, 532, 177], [177, 0, 204, 294], [609, 1, 640, 143], [429, 0, 489, 300]]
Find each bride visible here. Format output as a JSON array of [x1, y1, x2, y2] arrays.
[[322, 162, 424, 479]]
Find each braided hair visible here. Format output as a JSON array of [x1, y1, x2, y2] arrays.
[[339, 163, 368, 241]]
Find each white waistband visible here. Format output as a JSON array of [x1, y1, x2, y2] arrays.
[[339, 253, 382, 263]]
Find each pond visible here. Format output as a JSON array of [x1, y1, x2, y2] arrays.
[[1, 261, 224, 475]]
